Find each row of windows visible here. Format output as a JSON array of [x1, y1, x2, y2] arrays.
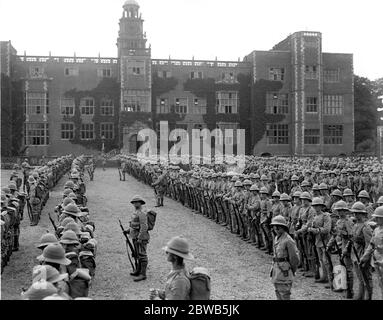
[[61, 122, 115, 140], [268, 67, 340, 82], [30, 66, 113, 78], [157, 98, 207, 114], [266, 124, 344, 145], [24, 122, 115, 145], [29, 65, 340, 83], [60, 98, 115, 116], [265, 94, 344, 115]]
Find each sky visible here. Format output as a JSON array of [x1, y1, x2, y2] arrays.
[[0, 0, 382, 80]]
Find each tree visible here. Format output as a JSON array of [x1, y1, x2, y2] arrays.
[[354, 75, 379, 152]]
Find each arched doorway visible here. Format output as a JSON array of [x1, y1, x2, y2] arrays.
[[128, 134, 144, 154]]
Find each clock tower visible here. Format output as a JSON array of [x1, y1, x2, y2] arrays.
[[117, 0, 152, 153]]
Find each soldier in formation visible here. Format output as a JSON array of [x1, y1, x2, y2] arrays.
[[117, 154, 383, 299], [20, 155, 97, 300], [1, 155, 73, 273]]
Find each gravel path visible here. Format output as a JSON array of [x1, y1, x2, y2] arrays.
[[1, 168, 381, 300]]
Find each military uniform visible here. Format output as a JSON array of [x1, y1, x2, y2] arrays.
[[129, 204, 150, 281], [270, 219, 300, 300]]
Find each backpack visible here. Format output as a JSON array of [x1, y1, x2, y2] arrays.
[[188, 267, 211, 300], [146, 210, 157, 231]]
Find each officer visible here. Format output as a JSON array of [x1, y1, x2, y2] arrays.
[[270, 215, 300, 300], [125, 195, 149, 282], [149, 236, 194, 300], [360, 206, 383, 299], [348, 202, 373, 300]]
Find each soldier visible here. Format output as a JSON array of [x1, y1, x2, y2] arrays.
[[247, 184, 262, 247], [329, 189, 343, 211], [326, 200, 354, 298], [360, 206, 383, 299], [270, 215, 300, 300], [230, 181, 246, 238], [271, 191, 283, 218], [343, 188, 355, 210], [308, 197, 331, 283], [290, 175, 301, 197], [152, 169, 167, 207], [295, 192, 316, 277], [125, 195, 149, 282], [347, 202, 373, 300], [280, 193, 292, 222], [260, 187, 273, 254], [357, 190, 374, 219], [149, 236, 194, 300]]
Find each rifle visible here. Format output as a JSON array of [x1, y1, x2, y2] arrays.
[[118, 167, 122, 181], [320, 233, 333, 274], [296, 219, 309, 270], [350, 241, 371, 295], [118, 219, 138, 272], [48, 213, 58, 233]]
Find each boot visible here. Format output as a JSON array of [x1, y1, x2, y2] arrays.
[[30, 214, 38, 226], [130, 262, 141, 276], [154, 199, 161, 208], [134, 260, 147, 282]]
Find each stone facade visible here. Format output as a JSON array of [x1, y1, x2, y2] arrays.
[[0, 1, 354, 157]]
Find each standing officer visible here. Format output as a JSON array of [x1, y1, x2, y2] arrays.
[[125, 195, 149, 282], [152, 169, 167, 207], [270, 215, 300, 300]]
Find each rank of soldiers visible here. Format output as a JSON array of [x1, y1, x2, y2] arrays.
[[116, 154, 383, 300], [1, 155, 73, 274], [16, 155, 97, 300]]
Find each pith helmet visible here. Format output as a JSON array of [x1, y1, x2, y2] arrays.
[[64, 181, 75, 189], [130, 195, 145, 204], [243, 179, 252, 186], [357, 190, 370, 199], [260, 175, 268, 181], [234, 181, 243, 187], [341, 189, 353, 197], [272, 191, 281, 198], [333, 200, 349, 211], [377, 196, 383, 205], [301, 180, 310, 187], [350, 201, 367, 214], [270, 215, 288, 228], [292, 191, 302, 198], [250, 184, 260, 191], [32, 265, 68, 284], [372, 206, 383, 218], [260, 187, 269, 194], [312, 197, 325, 207], [291, 175, 299, 181], [37, 244, 71, 265], [319, 183, 328, 190], [162, 236, 194, 260], [62, 203, 82, 217], [312, 184, 320, 191], [280, 193, 291, 201], [331, 189, 343, 198], [37, 233, 59, 249], [63, 189, 72, 197], [249, 173, 256, 179], [300, 191, 312, 201], [59, 230, 80, 245]]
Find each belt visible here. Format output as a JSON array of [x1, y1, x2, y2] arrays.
[[273, 257, 289, 262]]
